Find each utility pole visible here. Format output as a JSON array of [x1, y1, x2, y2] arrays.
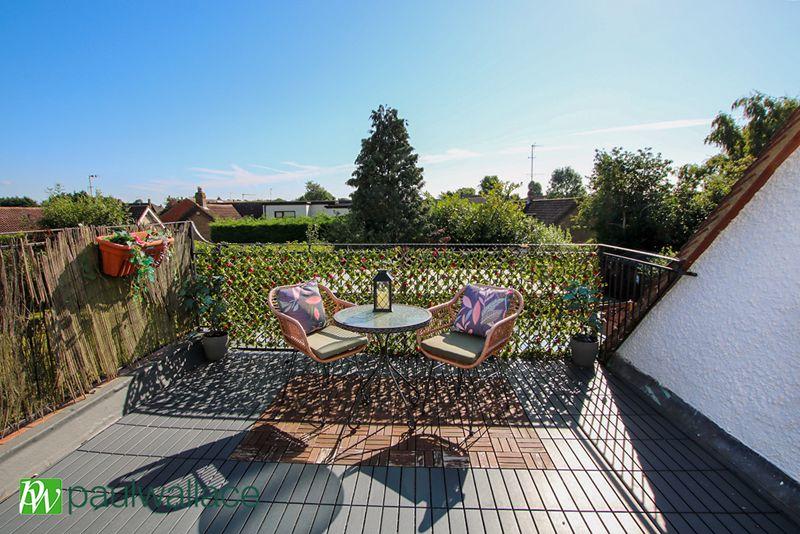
[[88, 174, 98, 196]]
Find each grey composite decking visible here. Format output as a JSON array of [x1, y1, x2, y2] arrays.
[[0, 350, 796, 533]]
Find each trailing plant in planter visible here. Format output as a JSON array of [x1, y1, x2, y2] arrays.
[[181, 273, 229, 361], [96, 229, 173, 297], [562, 282, 602, 366]]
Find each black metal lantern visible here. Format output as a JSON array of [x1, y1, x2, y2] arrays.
[[373, 269, 393, 312]]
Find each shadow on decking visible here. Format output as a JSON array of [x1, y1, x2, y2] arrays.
[[507, 357, 702, 532], [111, 350, 787, 533], [98, 430, 343, 533]]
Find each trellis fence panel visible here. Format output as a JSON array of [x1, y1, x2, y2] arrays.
[[195, 243, 600, 356]]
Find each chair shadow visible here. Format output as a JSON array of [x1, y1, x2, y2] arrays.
[[98, 427, 342, 532], [352, 433, 468, 533]]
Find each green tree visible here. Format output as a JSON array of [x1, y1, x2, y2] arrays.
[[429, 188, 570, 244], [665, 92, 799, 249], [547, 167, 585, 198], [40, 187, 129, 229], [479, 175, 501, 195], [577, 147, 673, 251], [527, 181, 543, 198], [440, 186, 477, 198], [295, 180, 335, 202], [347, 106, 428, 242], [668, 155, 752, 247], [0, 196, 38, 207], [480, 175, 521, 199], [706, 92, 799, 160]]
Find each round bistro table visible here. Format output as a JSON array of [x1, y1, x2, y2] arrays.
[[333, 304, 431, 429]]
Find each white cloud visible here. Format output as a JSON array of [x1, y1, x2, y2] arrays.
[[248, 164, 292, 174], [125, 161, 354, 197], [279, 161, 326, 171], [127, 178, 197, 193], [420, 148, 481, 165], [0, 180, 11, 186], [190, 162, 353, 186], [573, 118, 712, 136]]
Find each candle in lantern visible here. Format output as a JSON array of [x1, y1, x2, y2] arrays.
[[373, 270, 394, 312]]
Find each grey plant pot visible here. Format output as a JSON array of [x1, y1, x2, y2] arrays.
[[201, 332, 228, 362], [570, 336, 598, 367]]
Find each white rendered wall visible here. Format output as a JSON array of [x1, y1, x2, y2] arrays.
[[308, 205, 350, 217], [262, 204, 310, 218], [618, 148, 800, 482]]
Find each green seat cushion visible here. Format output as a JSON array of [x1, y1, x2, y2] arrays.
[[420, 331, 485, 366], [307, 325, 368, 360]]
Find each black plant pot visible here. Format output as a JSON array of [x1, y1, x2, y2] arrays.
[[201, 332, 228, 361], [569, 335, 598, 367]]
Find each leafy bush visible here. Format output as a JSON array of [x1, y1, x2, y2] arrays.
[[428, 190, 571, 244], [210, 215, 337, 243], [181, 273, 228, 334], [316, 213, 367, 243], [562, 282, 602, 341], [0, 233, 25, 243], [41, 189, 128, 229]]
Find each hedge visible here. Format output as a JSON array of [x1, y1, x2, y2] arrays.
[[209, 216, 336, 243]]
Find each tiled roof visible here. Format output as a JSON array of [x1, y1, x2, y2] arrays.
[[0, 207, 44, 233], [128, 203, 164, 225], [128, 204, 148, 222], [159, 199, 211, 223], [678, 108, 800, 268], [524, 198, 578, 225], [205, 203, 241, 220]]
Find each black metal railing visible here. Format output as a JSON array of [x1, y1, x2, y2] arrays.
[[596, 244, 693, 359]]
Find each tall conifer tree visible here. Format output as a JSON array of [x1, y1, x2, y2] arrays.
[[348, 106, 427, 242]]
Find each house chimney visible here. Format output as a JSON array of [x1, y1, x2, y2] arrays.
[[195, 187, 207, 207]]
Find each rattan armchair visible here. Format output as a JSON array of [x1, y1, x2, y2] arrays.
[[416, 285, 524, 369], [268, 283, 369, 366], [416, 285, 524, 432]]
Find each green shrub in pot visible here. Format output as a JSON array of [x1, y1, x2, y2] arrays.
[[181, 273, 229, 361], [562, 282, 601, 366]]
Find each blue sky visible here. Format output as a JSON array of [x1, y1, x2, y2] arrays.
[[1, 0, 798, 203]]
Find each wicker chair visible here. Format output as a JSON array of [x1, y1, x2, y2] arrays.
[[416, 285, 524, 432], [268, 283, 369, 369]]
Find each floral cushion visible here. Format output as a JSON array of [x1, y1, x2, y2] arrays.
[[452, 284, 512, 338], [276, 282, 327, 334]]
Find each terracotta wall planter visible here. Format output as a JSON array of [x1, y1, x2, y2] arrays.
[[96, 232, 174, 277]]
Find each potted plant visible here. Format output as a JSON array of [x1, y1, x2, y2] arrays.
[[563, 282, 602, 367], [96, 229, 173, 296], [182, 274, 229, 361]]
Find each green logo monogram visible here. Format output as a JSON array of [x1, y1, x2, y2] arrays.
[[19, 478, 62, 515]]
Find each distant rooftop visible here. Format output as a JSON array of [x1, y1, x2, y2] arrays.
[[0, 207, 44, 233], [524, 197, 579, 226]]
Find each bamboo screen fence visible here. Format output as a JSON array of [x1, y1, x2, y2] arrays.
[[0, 224, 194, 436]]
